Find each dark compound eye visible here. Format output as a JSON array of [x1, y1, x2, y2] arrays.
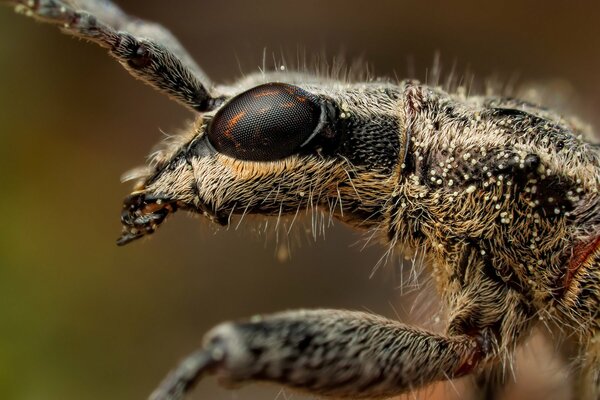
[[207, 83, 322, 161]]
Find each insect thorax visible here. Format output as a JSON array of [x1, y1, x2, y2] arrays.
[[387, 82, 600, 326]]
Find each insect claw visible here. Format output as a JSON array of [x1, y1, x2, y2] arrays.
[[149, 348, 220, 400]]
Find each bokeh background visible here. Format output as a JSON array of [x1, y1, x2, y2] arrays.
[[1, 1, 599, 399]]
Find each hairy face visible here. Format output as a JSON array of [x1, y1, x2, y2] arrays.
[[117, 79, 406, 245]]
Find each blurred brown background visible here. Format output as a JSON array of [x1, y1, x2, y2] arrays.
[[0, 1, 598, 399]]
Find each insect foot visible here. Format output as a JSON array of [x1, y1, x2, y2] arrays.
[[149, 310, 488, 400]]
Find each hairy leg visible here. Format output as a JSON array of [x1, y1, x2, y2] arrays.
[[149, 309, 491, 400], [5, 0, 222, 111], [149, 265, 535, 400], [445, 262, 536, 400]]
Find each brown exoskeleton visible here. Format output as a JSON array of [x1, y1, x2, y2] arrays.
[[5, 1, 600, 399]]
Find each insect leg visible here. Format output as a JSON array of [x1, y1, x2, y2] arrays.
[[5, 0, 222, 111], [149, 309, 492, 400], [445, 263, 536, 400]]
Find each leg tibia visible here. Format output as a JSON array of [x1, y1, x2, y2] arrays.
[[151, 309, 487, 400]]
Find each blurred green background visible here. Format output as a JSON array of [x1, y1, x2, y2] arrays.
[[0, 1, 599, 399]]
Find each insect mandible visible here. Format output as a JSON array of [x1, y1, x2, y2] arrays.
[[4, 1, 600, 399]]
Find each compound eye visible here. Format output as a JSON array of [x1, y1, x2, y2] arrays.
[[207, 83, 322, 161]]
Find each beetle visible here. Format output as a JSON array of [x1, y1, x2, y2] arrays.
[[4, 1, 600, 399]]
